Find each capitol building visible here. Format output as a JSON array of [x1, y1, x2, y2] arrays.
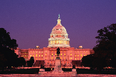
[[15, 15, 94, 67]]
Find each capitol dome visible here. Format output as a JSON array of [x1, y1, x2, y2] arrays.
[[48, 15, 70, 47], [51, 23, 67, 35]]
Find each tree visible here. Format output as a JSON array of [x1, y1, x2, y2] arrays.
[[0, 28, 19, 69], [19, 57, 26, 67], [93, 24, 116, 68], [27, 57, 34, 67], [82, 55, 94, 67]]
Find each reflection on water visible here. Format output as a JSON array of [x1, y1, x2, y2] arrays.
[[0, 74, 116, 77]]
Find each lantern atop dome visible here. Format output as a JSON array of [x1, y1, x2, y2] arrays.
[[57, 14, 61, 25]]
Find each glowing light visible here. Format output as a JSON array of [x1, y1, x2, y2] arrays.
[[81, 54, 83, 57], [79, 46, 83, 49], [51, 57, 53, 59], [11, 66, 13, 68], [36, 46, 39, 48], [36, 54, 37, 57], [39, 55, 40, 57]]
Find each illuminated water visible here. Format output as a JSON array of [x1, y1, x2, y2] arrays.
[[0, 74, 116, 77]]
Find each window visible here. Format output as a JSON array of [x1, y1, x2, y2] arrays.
[[81, 54, 83, 57], [51, 57, 53, 59], [77, 58, 79, 60], [36, 54, 37, 57]]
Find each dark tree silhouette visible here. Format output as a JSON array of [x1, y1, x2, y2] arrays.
[[19, 57, 26, 67], [82, 24, 116, 70], [93, 24, 116, 68], [0, 28, 19, 70], [27, 57, 34, 67], [82, 55, 94, 67]]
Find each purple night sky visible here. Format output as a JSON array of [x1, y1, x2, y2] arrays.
[[0, 0, 116, 49]]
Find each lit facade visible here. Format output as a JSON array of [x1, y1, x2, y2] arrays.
[[15, 15, 94, 67], [48, 15, 70, 47]]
